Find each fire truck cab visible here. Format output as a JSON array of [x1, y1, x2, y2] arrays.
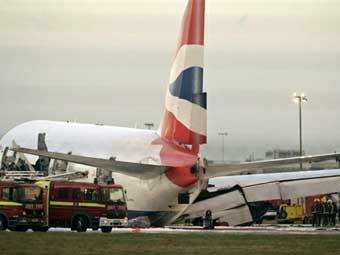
[[36, 180, 128, 233], [0, 181, 46, 232]]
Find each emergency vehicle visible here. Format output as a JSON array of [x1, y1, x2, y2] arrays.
[[273, 196, 324, 224], [0, 181, 45, 232], [0, 180, 128, 232], [35, 180, 128, 232]]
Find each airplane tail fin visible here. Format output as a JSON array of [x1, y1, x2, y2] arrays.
[[159, 0, 207, 149]]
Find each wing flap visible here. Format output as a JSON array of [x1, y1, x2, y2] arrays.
[[184, 189, 245, 218], [215, 206, 253, 226], [244, 182, 282, 202], [181, 186, 253, 226]]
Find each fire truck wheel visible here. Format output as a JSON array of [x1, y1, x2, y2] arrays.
[[101, 227, 112, 233], [73, 216, 89, 232], [32, 226, 50, 232], [13, 226, 29, 232], [0, 215, 7, 231]]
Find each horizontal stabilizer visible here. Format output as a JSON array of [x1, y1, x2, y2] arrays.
[[205, 152, 340, 179]]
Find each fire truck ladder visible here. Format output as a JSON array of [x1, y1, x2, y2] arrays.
[[1, 137, 88, 181]]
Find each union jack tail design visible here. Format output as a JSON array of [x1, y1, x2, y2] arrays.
[[159, 0, 207, 147]]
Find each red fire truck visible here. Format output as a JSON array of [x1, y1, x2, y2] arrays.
[[0, 181, 46, 232], [0, 180, 128, 232], [35, 180, 128, 232]]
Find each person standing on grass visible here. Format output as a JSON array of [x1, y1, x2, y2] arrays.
[[316, 199, 323, 227], [325, 199, 333, 227], [330, 201, 337, 226], [311, 199, 319, 227], [322, 198, 328, 226]]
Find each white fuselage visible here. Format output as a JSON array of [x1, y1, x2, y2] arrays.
[[0, 120, 204, 225]]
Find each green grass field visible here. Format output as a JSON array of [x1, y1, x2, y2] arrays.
[[1, 232, 340, 255]]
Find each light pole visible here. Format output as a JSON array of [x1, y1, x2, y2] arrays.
[[293, 93, 308, 169], [218, 132, 228, 162]]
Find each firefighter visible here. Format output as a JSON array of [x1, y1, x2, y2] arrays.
[[311, 199, 319, 227], [321, 197, 328, 226], [203, 210, 214, 230], [323, 198, 334, 227], [8, 162, 18, 171], [338, 202, 340, 225], [17, 158, 30, 172], [330, 200, 337, 227], [326, 199, 334, 227], [316, 199, 323, 227]]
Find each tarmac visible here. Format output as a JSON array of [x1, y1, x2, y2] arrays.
[[44, 225, 340, 235]]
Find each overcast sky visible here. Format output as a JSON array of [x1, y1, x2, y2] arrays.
[[0, 0, 339, 160]]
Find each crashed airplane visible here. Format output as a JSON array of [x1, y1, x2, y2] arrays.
[[1, 0, 340, 226]]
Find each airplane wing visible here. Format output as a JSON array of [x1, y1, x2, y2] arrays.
[[183, 169, 340, 226], [11, 147, 168, 178], [204, 152, 340, 179], [210, 169, 340, 202]]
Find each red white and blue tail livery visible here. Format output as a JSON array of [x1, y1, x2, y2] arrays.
[[160, 0, 207, 147]]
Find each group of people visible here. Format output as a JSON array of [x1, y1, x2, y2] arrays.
[[311, 198, 338, 227]]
